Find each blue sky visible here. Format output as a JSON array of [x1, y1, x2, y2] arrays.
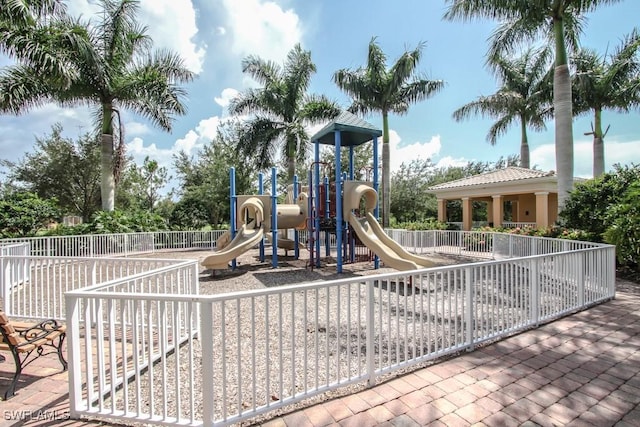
[[1, 0, 639, 191]]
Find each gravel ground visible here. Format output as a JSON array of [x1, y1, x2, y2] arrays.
[[107, 247, 482, 425]]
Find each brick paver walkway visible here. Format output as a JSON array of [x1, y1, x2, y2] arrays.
[[1, 290, 639, 427]]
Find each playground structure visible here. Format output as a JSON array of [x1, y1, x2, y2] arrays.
[[202, 110, 436, 273]]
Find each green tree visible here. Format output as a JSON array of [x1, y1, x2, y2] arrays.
[[333, 37, 445, 227], [0, 192, 60, 237], [390, 158, 438, 222], [444, 0, 623, 213], [560, 163, 640, 241], [0, 0, 194, 212], [572, 29, 640, 177], [452, 47, 552, 168], [229, 44, 339, 184], [604, 182, 640, 269], [172, 123, 256, 228], [118, 156, 170, 211], [1, 124, 101, 221], [317, 142, 374, 182]]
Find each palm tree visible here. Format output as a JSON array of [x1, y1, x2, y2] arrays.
[[444, 0, 623, 212], [452, 47, 553, 169], [229, 44, 339, 184], [0, 0, 194, 211], [573, 29, 640, 177], [0, 0, 86, 87], [333, 38, 445, 227]]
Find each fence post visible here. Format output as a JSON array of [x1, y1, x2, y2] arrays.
[[465, 266, 474, 351], [530, 258, 540, 326], [65, 293, 82, 418], [201, 302, 214, 427], [577, 253, 585, 308], [1, 258, 9, 314], [509, 234, 513, 258], [366, 280, 376, 387]]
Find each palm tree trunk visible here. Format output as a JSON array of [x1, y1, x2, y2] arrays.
[[101, 105, 115, 211], [553, 18, 574, 215], [100, 133, 115, 211], [519, 116, 530, 169], [381, 111, 391, 227], [593, 108, 604, 177]]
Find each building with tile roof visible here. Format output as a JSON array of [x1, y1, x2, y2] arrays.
[[428, 167, 559, 230]]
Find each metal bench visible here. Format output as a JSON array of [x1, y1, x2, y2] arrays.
[[0, 311, 67, 400]]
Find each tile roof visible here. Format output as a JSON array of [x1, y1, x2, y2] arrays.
[[428, 167, 555, 190]]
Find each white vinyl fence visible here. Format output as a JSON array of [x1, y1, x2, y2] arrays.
[[1, 242, 30, 290], [1, 255, 193, 320], [54, 231, 615, 427], [0, 230, 227, 258]]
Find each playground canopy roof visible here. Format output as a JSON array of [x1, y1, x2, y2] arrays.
[[311, 110, 382, 147]]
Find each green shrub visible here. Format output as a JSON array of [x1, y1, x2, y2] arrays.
[[46, 209, 168, 235], [560, 164, 640, 242], [0, 192, 60, 237], [604, 183, 640, 269]]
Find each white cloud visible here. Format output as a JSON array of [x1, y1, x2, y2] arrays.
[[66, 0, 206, 74], [221, 0, 303, 65], [434, 156, 471, 169], [388, 131, 443, 172], [214, 88, 239, 110], [530, 137, 640, 178], [126, 121, 152, 136]]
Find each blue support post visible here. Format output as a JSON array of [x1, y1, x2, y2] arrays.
[[293, 175, 299, 259], [335, 131, 343, 273], [314, 142, 321, 267], [271, 167, 278, 268], [230, 167, 237, 270], [373, 136, 380, 269], [307, 169, 314, 266], [342, 172, 349, 263], [324, 176, 330, 256], [349, 145, 355, 180], [258, 172, 265, 262]]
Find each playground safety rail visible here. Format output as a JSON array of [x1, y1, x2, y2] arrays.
[[1, 255, 193, 320], [53, 231, 615, 426]]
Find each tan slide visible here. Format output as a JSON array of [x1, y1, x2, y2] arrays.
[[202, 220, 263, 270], [202, 196, 266, 270], [344, 181, 436, 271], [348, 212, 419, 271]]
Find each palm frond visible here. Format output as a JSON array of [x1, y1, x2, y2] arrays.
[[299, 94, 340, 123], [487, 114, 516, 145], [488, 16, 546, 61], [366, 37, 387, 84], [388, 42, 424, 93], [235, 116, 284, 171], [0, 64, 54, 114], [442, 0, 521, 22], [396, 78, 445, 107], [242, 55, 281, 86]]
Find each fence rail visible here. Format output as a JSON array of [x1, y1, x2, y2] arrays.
[[0, 230, 227, 258], [1, 255, 192, 320], [58, 231, 615, 426]]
